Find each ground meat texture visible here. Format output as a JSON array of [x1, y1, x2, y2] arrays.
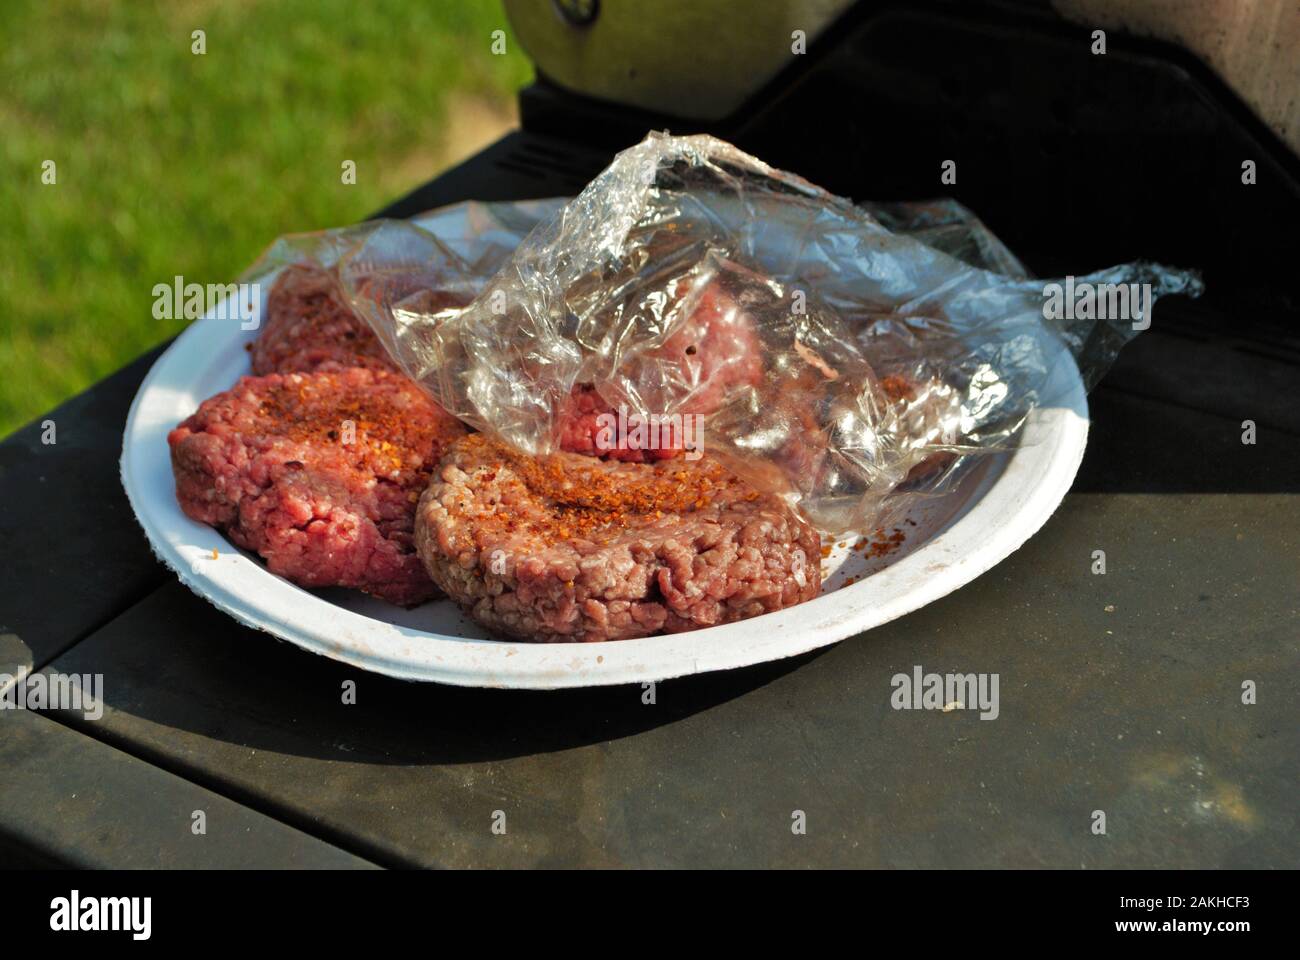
[[169, 368, 467, 606], [415, 434, 822, 642], [249, 263, 399, 375], [558, 279, 764, 461]]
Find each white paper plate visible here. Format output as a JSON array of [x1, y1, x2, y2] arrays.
[[121, 281, 1088, 689]]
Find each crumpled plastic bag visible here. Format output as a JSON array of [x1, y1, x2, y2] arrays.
[[239, 132, 1202, 533]]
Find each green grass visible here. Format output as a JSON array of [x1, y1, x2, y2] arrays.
[[0, 0, 531, 436]]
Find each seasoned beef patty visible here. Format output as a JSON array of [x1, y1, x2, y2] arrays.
[[169, 367, 466, 606], [249, 263, 399, 375], [415, 434, 822, 642]]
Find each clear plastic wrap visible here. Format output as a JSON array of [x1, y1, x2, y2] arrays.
[[239, 133, 1201, 534]]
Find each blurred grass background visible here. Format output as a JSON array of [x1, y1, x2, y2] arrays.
[[0, 0, 531, 436]]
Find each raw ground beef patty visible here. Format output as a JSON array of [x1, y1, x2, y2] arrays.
[[251, 262, 470, 375], [415, 434, 822, 642], [249, 263, 398, 375], [558, 278, 764, 462], [169, 367, 466, 605]]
